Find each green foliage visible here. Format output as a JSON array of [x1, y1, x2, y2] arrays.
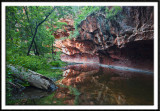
[[49, 61, 62, 67], [68, 30, 79, 40], [6, 68, 14, 98], [18, 56, 49, 71], [6, 6, 107, 105], [74, 6, 101, 30], [105, 6, 122, 20], [55, 22, 68, 28], [58, 6, 102, 40], [49, 60, 66, 67], [7, 54, 50, 71], [27, 6, 53, 26], [53, 51, 62, 60], [49, 51, 67, 67], [6, 7, 22, 40], [44, 53, 53, 59], [36, 69, 63, 79]]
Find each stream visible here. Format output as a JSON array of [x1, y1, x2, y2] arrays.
[[9, 63, 153, 105]]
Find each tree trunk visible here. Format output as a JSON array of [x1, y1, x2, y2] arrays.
[[50, 20, 55, 60], [7, 65, 57, 91], [33, 40, 39, 55], [27, 26, 38, 56], [24, 6, 39, 56], [52, 39, 55, 60], [27, 7, 55, 56]]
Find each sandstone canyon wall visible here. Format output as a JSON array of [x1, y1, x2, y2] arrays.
[[55, 6, 154, 71]]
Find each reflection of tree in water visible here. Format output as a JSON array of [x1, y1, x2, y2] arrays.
[[58, 63, 153, 105], [77, 76, 126, 105], [53, 85, 75, 105], [59, 64, 125, 105]]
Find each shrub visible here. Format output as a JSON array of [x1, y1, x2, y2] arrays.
[[49, 60, 66, 67], [7, 54, 50, 71]]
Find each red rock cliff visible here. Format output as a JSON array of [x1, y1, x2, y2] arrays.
[[55, 6, 154, 71]]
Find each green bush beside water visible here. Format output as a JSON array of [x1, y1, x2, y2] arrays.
[[49, 60, 67, 67], [6, 52, 66, 104], [7, 53, 66, 77]]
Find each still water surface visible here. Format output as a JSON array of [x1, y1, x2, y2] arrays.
[[59, 63, 153, 105], [10, 63, 153, 105]]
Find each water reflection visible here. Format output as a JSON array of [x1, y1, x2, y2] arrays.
[[59, 63, 153, 105], [10, 86, 52, 100]]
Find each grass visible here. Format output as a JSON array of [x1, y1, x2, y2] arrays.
[[7, 51, 67, 77], [49, 60, 67, 67], [36, 69, 63, 79]]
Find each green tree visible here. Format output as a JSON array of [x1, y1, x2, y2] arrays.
[[26, 6, 56, 56], [24, 6, 39, 55]]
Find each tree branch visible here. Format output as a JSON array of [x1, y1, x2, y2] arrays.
[[27, 7, 56, 56]]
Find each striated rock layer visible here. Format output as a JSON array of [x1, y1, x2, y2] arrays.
[[55, 6, 154, 71], [77, 6, 153, 49]]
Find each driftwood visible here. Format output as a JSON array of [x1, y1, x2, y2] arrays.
[[7, 65, 57, 91]]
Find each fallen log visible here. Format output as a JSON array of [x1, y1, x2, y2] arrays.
[[7, 65, 57, 91]]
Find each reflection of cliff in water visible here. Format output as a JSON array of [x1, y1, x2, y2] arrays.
[[59, 63, 153, 105]]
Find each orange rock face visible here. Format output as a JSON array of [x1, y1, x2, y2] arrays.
[[60, 53, 99, 63], [46, 18, 75, 39], [54, 7, 153, 71], [54, 39, 97, 55]]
